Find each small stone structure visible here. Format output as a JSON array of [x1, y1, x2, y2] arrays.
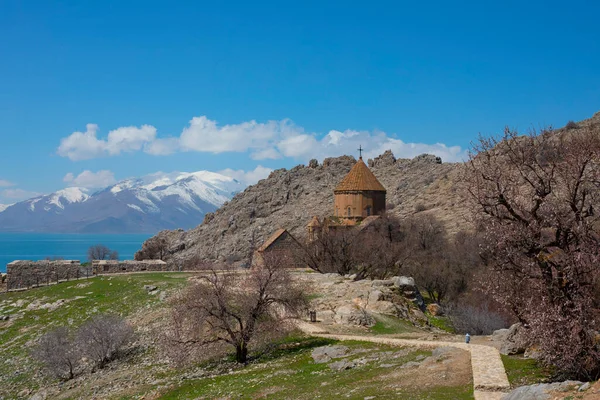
[[6, 260, 88, 290], [92, 259, 169, 274], [254, 228, 303, 267]]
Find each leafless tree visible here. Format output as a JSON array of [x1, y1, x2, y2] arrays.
[[353, 214, 410, 279], [77, 314, 133, 369], [446, 303, 508, 335], [165, 252, 308, 364], [135, 236, 169, 260], [31, 327, 81, 380], [296, 227, 360, 275], [463, 124, 600, 379], [87, 244, 118, 261]]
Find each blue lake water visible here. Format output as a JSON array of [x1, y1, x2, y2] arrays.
[[0, 233, 152, 273]]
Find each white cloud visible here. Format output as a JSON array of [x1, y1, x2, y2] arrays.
[[1, 188, 41, 201], [218, 165, 273, 186], [63, 170, 117, 189], [0, 179, 14, 187], [57, 116, 467, 163], [57, 123, 157, 161]]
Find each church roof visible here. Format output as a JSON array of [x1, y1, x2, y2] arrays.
[[334, 158, 386, 192], [257, 228, 289, 252]]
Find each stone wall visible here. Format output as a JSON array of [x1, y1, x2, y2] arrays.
[[6, 260, 89, 290], [92, 260, 170, 274]]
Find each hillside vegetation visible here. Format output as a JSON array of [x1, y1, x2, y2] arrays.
[[0, 272, 475, 400]]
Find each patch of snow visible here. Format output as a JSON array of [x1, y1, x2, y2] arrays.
[[0, 204, 12, 213], [127, 204, 145, 213], [48, 188, 89, 209], [134, 193, 160, 213], [28, 198, 43, 211]]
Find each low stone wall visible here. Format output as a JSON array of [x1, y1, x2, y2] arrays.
[[92, 260, 170, 274], [6, 260, 89, 290]]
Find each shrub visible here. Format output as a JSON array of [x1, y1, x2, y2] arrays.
[[446, 303, 508, 335], [565, 120, 579, 130], [77, 314, 133, 369], [31, 327, 81, 380]]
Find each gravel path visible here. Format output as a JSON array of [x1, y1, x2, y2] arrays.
[[295, 321, 510, 400]]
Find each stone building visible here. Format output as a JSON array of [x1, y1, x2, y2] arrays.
[[92, 260, 169, 274], [6, 260, 87, 290], [333, 156, 387, 222], [306, 153, 387, 238], [254, 228, 302, 267]]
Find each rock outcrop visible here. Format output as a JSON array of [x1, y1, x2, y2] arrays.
[[138, 151, 467, 266]]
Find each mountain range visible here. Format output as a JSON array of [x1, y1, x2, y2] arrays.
[[0, 171, 241, 233]]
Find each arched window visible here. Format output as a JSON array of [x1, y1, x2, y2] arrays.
[[347, 207, 352, 217], [366, 206, 372, 216]]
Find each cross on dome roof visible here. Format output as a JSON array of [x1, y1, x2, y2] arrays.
[[334, 157, 386, 192]]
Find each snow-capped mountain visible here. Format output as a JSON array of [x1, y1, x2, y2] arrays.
[[0, 171, 242, 233], [0, 204, 12, 213]]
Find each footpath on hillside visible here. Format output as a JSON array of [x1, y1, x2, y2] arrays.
[[296, 320, 510, 400]]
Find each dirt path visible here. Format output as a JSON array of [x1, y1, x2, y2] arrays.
[[296, 321, 510, 400]]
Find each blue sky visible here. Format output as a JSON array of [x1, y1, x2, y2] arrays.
[[1, 0, 599, 204]]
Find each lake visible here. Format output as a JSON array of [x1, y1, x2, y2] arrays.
[[0, 233, 152, 273]]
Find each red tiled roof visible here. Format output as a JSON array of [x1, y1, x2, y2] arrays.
[[334, 158, 386, 192]]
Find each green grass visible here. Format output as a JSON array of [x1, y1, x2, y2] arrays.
[[427, 315, 454, 333], [370, 314, 421, 335], [0, 273, 190, 397], [501, 354, 552, 387], [158, 338, 471, 400]]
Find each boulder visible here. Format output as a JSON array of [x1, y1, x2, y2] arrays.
[[368, 290, 385, 303], [311, 345, 349, 363], [426, 303, 444, 316], [328, 360, 355, 371], [334, 305, 375, 327], [391, 276, 415, 288], [367, 300, 398, 315], [502, 381, 583, 400], [499, 323, 529, 355]]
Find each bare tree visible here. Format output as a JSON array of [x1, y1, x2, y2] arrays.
[[296, 227, 359, 275], [464, 124, 600, 379], [87, 244, 118, 261], [77, 314, 133, 369], [31, 327, 80, 380], [165, 252, 308, 364], [135, 236, 169, 260]]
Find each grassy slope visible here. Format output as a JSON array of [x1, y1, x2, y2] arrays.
[[501, 354, 553, 388], [0, 273, 190, 398], [0, 272, 514, 399], [159, 339, 472, 400]]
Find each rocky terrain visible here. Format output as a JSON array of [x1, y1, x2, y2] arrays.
[[139, 151, 469, 265]]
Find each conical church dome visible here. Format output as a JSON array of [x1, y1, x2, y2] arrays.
[[334, 158, 386, 192]]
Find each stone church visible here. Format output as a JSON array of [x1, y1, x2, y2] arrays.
[[258, 152, 387, 257]]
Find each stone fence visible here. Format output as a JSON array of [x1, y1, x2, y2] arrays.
[[6, 260, 90, 290], [92, 260, 171, 274], [5, 259, 176, 291]]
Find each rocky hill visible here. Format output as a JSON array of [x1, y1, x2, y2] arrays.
[[138, 151, 469, 265]]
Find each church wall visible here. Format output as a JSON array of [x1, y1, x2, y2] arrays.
[[334, 191, 386, 218]]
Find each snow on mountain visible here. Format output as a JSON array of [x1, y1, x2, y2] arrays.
[[0, 204, 12, 213], [47, 188, 90, 209], [0, 170, 242, 233]]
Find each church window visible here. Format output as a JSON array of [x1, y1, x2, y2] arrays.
[[366, 206, 372, 216], [347, 207, 351, 217]]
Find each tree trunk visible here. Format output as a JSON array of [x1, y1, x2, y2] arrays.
[[235, 342, 248, 364]]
